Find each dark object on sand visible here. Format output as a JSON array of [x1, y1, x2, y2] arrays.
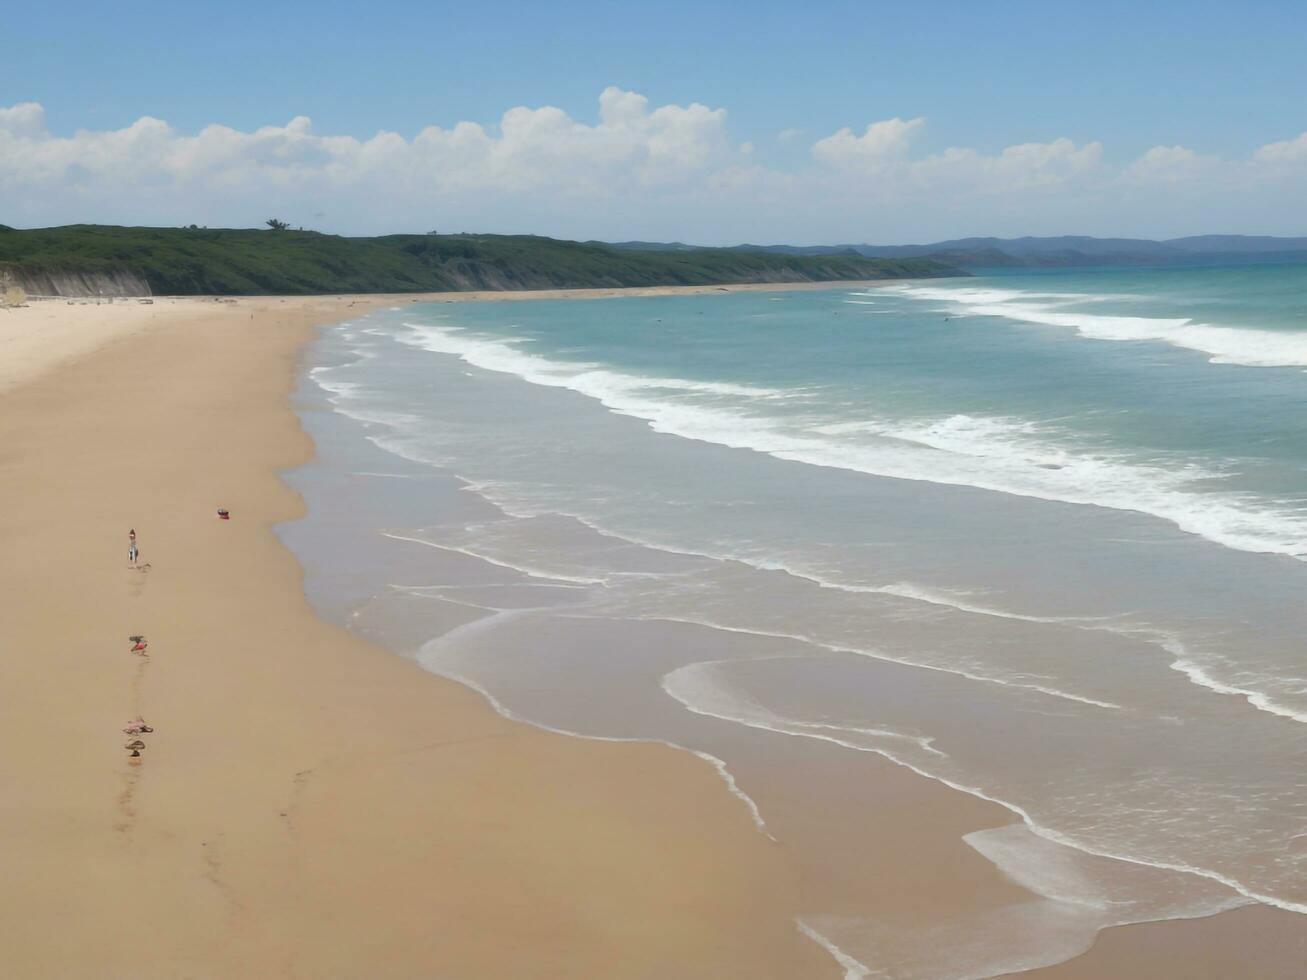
[[217, 508, 230, 520], [125, 740, 146, 750], [128, 635, 144, 643]]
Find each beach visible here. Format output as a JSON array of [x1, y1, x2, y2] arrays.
[[288, 275, 1307, 978], [0, 293, 832, 978], [4, 283, 1307, 979]]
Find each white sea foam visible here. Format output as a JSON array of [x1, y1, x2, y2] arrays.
[[795, 920, 878, 980], [322, 346, 1307, 726], [379, 507, 1132, 713], [431, 510, 1307, 725], [413, 612, 774, 838], [1159, 636, 1307, 724], [450, 505, 1102, 630], [661, 657, 947, 756], [397, 322, 790, 399], [380, 531, 612, 586], [877, 283, 1307, 369], [382, 322, 1307, 558], [661, 658, 1299, 917], [386, 478, 1307, 726], [302, 313, 1307, 972], [654, 616, 1121, 711], [799, 823, 1246, 979]]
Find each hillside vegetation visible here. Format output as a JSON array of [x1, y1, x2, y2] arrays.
[[0, 225, 960, 296]]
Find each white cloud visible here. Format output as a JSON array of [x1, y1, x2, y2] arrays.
[[0, 87, 731, 205], [1123, 144, 1216, 185], [907, 138, 1104, 195], [1, 92, 1306, 241], [811, 117, 923, 168], [1254, 131, 1307, 166], [0, 102, 45, 138]]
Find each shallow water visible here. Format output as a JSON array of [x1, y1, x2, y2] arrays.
[[282, 268, 1307, 977]]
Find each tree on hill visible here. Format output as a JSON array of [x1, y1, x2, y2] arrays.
[[265, 218, 290, 231]]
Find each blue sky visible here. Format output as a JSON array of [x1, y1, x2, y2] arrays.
[[3, 1, 1306, 241]]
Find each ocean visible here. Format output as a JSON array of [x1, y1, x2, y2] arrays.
[[281, 263, 1307, 978]]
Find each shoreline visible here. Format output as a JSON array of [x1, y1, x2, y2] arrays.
[[0, 295, 833, 978], [0, 281, 889, 391], [292, 291, 1307, 978], [4, 291, 1305, 977]]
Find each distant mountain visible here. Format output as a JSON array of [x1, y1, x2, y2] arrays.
[[1165, 235, 1307, 254], [611, 235, 1307, 269]]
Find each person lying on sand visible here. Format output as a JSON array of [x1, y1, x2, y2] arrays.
[[129, 636, 148, 654], [123, 719, 153, 734]]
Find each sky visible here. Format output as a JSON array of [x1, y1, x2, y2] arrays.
[[3, 0, 1306, 243]]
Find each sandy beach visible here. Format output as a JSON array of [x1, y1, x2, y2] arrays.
[[0, 294, 833, 978], [4, 288, 1306, 979]]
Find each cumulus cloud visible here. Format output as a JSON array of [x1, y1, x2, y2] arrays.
[[907, 138, 1104, 195], [0, 87, 732, 203], [1, 91, 1305, 240], [1254, 131, 1307, 166], [0, 102, 45, 139], [811, 117, 923, 168], [1124, 144, 1213, 184]]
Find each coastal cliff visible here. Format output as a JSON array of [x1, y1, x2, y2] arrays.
[[2, 266, 152, 298]]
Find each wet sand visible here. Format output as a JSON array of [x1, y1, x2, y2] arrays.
[[0, 295, 831, 978]]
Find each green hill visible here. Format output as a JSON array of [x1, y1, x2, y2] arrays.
[[0, 225, 962, 296]]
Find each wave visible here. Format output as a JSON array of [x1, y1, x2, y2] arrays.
[[317, 340, 1307, 725], [387, 322, 1307, 558], [380, 531, 613, 586], [662, 656, 947, 756], [411, 506, 1307, 726], [645, 613, 1122, 711], [413, 610, 773, 840], [877, 283, 1307, 369], [454, 502, 1307, 726], [1160, 636, 1307, 724], [661, 658, 1298, 916], [397, 322, 791, 399], [794, 921, 875, 980], [376, 506, 1139, 712]]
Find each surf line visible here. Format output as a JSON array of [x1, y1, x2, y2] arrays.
[[660, 658, 1306, 917]]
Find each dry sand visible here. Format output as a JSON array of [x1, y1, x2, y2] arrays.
[[2, 289, 1304, 978], [0, 295, 833, 979]]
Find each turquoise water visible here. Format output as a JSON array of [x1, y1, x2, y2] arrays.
[[400, 264, 1307, 557], [290, 263, 1307, 975]]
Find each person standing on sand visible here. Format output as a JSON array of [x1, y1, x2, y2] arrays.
[[128, 528, 138, 565]]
